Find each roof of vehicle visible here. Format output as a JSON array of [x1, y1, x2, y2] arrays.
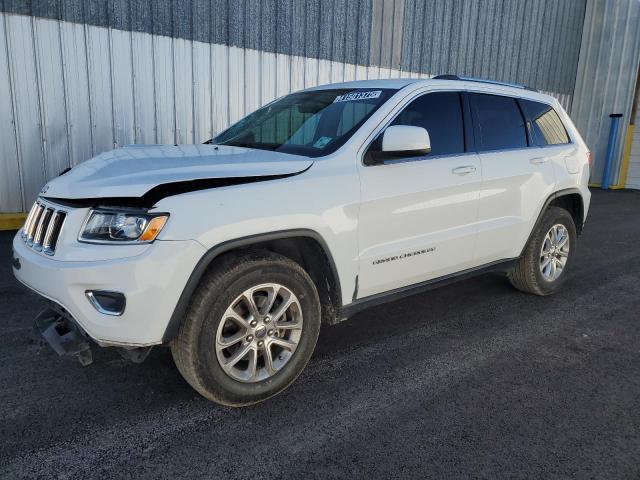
[[305, 77, 559, 107]]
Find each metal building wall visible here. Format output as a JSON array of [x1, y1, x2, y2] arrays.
[[571, 0, 640, 186], [0, 0, 587, 213]]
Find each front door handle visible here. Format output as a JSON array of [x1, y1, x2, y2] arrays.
[[452, 165, 477, 176], [530, 156, 548, 165]]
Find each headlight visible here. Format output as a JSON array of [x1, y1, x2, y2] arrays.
[[79, 209, 169, 244]]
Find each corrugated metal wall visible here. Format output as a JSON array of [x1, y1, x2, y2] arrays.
[[0, 0, 588, 212], [571, 0, 640, 186]]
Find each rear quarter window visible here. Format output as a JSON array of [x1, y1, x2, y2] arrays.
[[520, 99, 570, 146]]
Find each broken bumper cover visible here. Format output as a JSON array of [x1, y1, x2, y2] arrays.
[[34, 305, 155, 365], [35, 306, 93, 366]]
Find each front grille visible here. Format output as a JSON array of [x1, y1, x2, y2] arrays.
[[21, 201, 67, 256]]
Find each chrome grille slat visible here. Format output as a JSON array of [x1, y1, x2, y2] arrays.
[[43, 211, 66, 255], [33, 208, 53, 250], [21, 200, 67, 256], [43, 211, 59, 250], [26, 204, 44, 245], [21, 202, 38, 240]]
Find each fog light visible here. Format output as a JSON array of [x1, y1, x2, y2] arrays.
[[85, 290, 126, 316]]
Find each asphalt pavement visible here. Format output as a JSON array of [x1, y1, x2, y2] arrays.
[[1, 189, 640, 479]]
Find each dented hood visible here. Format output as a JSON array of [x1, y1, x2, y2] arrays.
[[43, 144, 313, 203]]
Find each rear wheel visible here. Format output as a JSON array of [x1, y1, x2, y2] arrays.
[[508, 206, 577, 295], [171, 251, 321, 406]]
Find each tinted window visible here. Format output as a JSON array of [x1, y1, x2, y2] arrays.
[[390, 92, 465, 156], [520, 99, 570, 146], [471, 93, 527, 151]]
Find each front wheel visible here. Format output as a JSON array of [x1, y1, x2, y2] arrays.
[[171, 251, 321, 406], [508, 206, 577, 296]]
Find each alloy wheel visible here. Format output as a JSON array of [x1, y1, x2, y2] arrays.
[[215, 283, 303, 383], [539, 223, 570, 281]]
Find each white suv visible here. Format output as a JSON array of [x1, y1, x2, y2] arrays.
[[12, 76, 591, 406]]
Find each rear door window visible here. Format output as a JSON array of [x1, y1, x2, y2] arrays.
[[470, 93, 528, 151], [520, 99, 570, 146], [390, 92, 465, 156]]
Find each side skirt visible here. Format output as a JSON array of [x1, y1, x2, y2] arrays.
[[338, 258, 518, 321]]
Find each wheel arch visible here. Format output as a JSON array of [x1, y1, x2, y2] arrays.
[[521, 188, 585, 257], [162, 229, 342, 343]]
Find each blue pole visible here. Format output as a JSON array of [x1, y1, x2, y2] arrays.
[[601, 113, 623, 190]]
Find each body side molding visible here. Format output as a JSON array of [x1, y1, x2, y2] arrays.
[[340, 258, 519, 320]]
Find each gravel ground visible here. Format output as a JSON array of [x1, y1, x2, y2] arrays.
[[1, 189, 640, 479]]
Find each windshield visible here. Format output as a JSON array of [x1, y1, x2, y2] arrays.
[[211, 88, 396, 157]]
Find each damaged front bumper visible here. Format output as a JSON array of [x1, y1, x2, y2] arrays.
[[34, 305, 153, 366]]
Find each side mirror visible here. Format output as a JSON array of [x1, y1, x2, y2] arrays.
[[365, 125, 431, 165]]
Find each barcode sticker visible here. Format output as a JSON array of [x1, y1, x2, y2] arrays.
[[333, 90, 382, 103]]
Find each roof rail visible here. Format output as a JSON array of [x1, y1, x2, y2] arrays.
[[432, 74, 538, 92]]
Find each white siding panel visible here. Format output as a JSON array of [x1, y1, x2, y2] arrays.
[[304, 57, 318, 89], [86, 26, 114, 155], [330, 60, 344, 83], [33, 18, 70, 180], [110, 28, 135, 148], [318, 59, 331, 86], [193, 41, 212, 143], [6, 15, 45, 208], [290, 55, 305, 92], [275, 53, 290, 98], [153, 35, 175, 144], [261, 51, 277, 105], [244, 48, 261, 114], [131, 30, 156, 143], [211, 43, 229, 135], [173, 38, 194, 144], [60, 21, 92, 166], [355, 64, 368, 80], [343, 63, 356, 82], [0, 15, 22, 212], [228, 46, 245, 123]]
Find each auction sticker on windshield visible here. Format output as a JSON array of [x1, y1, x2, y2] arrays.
[[333, 90, 382, 103]]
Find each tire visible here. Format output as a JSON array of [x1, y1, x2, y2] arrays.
[[170, 250, 321, 407], [508, 206, 577, 296]]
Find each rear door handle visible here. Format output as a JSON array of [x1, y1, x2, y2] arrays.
[[530, 157, 548, 165], [452, 165, 477, 176]]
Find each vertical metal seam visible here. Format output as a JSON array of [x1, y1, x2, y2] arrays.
[[209, 0, 215, 137], [81, 1, 95, 156], [226, 0, 231, 125], [354, 0, 360, 72], [56, 12, 72, 169], [171, 0, 178, 144], [258, 0, 263, 107], [191, 0, 196, 143], [288, 0, 293, 92], [328, 0, 335, 79], [2, 13, 26, 210], [570, 0, 588, 101], [29, 15, 47, 185], [150, 1, 158, 143], [446, 0, 457, 76], [128, 1, 138, 144], [107, 6, 116, 149]]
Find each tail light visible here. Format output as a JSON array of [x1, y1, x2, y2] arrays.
[[586, 151, 592, 167]]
